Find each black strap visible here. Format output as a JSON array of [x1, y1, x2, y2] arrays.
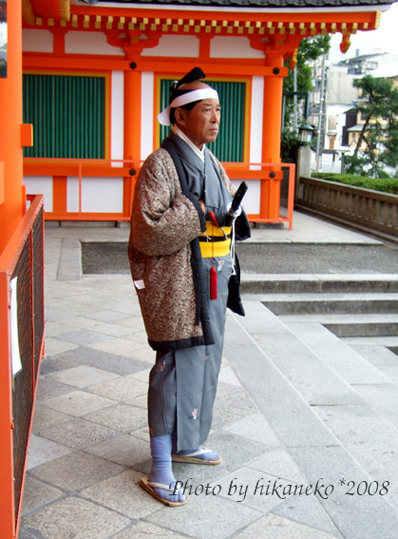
[[161, 138, 211, 331], [161, 137, 245, 318], [161, 138, 189, 192], [161, 138, 206, 231]]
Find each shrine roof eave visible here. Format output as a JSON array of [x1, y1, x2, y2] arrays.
[[81, 0, 395, 8], [69, 1, 394, 28], [69, 2, 392, 23], [24, 0, 395, 40]]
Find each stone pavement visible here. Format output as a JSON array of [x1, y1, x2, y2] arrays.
[[19, 213, 398, 539]]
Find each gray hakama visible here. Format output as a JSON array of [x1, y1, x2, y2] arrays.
[[148, 252, 233, 451]]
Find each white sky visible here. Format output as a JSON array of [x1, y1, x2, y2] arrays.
[[329, 3, 398, 63]]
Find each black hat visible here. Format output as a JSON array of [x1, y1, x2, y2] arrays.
[[169, 67, 206, 104]]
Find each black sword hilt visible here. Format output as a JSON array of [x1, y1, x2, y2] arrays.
[[226, 181, 248, 226]]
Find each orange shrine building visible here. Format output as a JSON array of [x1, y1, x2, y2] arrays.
[[19, 0, 395, 227]]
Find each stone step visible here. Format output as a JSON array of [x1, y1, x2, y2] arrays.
[[236, 241, 398, 275], [349, 344, 398, 382], [350, 344, 398, 365], [225, 304, 343, 447], [280, 313, 398, 337], [225, 300, 398, 531], [281, 319, 393, 386], [248, 292, 398, 315], [228, 302, 391, 406], [342, 336, 398, 347], [241, 273, 398, 295]]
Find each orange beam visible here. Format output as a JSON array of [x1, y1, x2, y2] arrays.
[[45, 212, 129, 221], [23, 163, 135, 177], [23, 55, 129, 71], [23, 56, 286, 77], [52, 176, 67, 213]]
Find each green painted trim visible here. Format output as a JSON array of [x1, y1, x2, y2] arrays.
[[159, 79, 245, 162]]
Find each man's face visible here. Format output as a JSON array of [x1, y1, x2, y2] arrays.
[[175, 97, 221, 150]]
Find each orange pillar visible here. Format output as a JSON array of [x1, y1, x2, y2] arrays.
[[0, 0, 25, 253], [260, 52, 285, 220], [0, 271, 14, 539], [0, 1, 23, 536], [123, 59, 141, 217]]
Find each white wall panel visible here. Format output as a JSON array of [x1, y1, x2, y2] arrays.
[[141, 35, 199, 57], [141, 71, 154, 161], [250, 76, 264, 168], [67, 177, 79, 213], [23, 29, 53, 53], [210, 37, 264, 59], [111, 71, 124, 167], [23, 176, 53, 212], [81, 178, 124, 213], [65, 31, 124, 55], [231, 179, 260, 215]]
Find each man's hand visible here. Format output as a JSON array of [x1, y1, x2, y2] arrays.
[[199, 199, 206, 214]]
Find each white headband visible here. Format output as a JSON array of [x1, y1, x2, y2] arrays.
[[158, 88, 219, 126]]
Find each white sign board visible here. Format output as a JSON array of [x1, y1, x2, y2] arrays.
[[10, 277, 22, 376]]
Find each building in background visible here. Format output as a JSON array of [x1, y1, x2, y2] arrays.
[[310, 49, 398, 159], [20, 0, 391, 224], [339, 51, 398, 75]]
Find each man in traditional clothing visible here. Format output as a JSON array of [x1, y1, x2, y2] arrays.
[[128, 67, 250, 506]]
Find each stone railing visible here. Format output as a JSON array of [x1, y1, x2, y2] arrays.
[[298, 177, 398, 238]]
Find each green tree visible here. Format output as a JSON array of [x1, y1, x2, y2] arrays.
[[346, 75, 398, 178], [281, 35, 330, 161], [283, 35, 331, 129]]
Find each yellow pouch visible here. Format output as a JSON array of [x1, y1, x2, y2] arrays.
[[199, 222, 232, 258]]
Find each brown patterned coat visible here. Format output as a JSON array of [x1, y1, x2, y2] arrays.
[[128, 147, 236, 353]]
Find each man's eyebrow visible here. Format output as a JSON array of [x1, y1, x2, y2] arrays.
[[201, 100, 221, 106]]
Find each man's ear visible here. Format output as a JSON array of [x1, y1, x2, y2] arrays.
[[175, 107, 186, 126]]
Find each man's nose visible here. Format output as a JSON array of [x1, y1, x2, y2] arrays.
[[210, 110, 219, 122]]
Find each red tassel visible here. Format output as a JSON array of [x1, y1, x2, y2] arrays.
[[209, 219, 217, 300], [210, 266, 218, 300]]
